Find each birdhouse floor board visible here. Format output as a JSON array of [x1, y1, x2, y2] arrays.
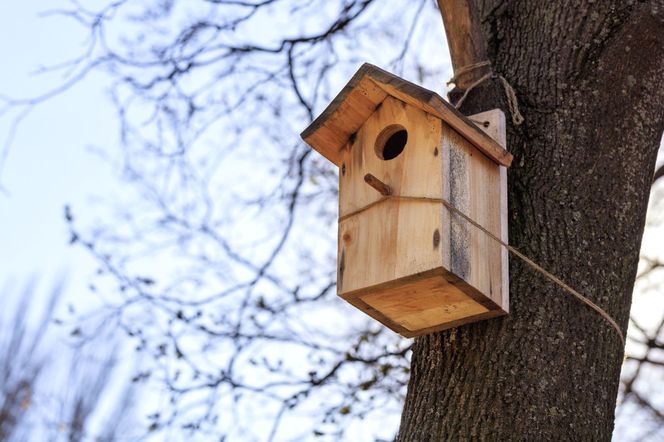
[[361, 278, 487, 331], [339, 267, 506, 338]]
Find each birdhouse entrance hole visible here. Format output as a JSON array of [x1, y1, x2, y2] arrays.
[[375, 125, 407, 160]]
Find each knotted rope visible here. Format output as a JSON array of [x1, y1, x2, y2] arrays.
[[340, 177, 625, 346], [447, 60, 525, 126]]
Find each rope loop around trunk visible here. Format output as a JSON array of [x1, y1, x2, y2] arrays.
[[448, 61, 525, 126]]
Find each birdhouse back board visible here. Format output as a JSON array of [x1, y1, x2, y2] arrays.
[[337, 98, 508, 337]]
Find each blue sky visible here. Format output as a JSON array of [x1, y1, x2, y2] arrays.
[[0, 2, 120, 310]]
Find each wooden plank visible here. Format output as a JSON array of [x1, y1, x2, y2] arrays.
[[447, 125, 471, 282], [470, 109, 509, 311], [338, 96, 443, 216], [470, 109, 506, 146], [302, 74, 388, 165], [360, 275, 488, 332], [339, 267, 506, 338], [337, 97, 443, 294], [301, 64, 513, 167], [338, 199, 443, 294], [343, 295, 412, 336], [400, 309, 504, 338], [442, 121, 506, 311]]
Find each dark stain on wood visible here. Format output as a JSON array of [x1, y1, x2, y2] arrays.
[[338, 249, 345, 291], [449, 143, 470, 280]]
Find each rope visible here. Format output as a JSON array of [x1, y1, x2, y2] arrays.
[[447, 60, 492, 86], [339, 195, 625, 346], [448, 60, 525, 126]]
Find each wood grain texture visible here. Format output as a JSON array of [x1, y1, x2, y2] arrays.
[[469, 109, 509, 312], [361, 283, 487, 333], [301, 63, 512, 167], [338, 97, 443, 294], [442, 122, 505, 310], [340, 267, 504, 338], [302, 75, 387, 166], [336, 98, 508, 337]]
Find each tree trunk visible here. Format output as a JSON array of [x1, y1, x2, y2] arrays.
[[397, 1, 664, 440]]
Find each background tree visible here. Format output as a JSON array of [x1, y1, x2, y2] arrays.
[[618, 180, 664, 440], [2, 0, 664, 440], [0, 279, 139, 441]]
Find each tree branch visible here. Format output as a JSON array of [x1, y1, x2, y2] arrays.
[[436, 0, 489, 88], [654, 163, 664, 184]]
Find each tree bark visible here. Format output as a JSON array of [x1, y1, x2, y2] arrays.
[[397, 1, 664, 440]]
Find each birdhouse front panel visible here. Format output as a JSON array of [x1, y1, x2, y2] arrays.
[[301, 64, 511, 337], [338, 96, 444, 294]]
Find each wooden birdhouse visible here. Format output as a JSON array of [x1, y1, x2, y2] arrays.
[[301, 64, 512, 338]]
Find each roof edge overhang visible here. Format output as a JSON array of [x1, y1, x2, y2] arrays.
[[300, 63, 513, 167]]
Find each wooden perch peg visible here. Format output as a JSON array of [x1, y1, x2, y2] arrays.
[[364, 173, 392, 196]]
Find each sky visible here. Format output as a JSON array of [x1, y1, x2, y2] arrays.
[[1, 1, 663, 441], [0, 2, 120, 309], [0, 2, 144, 438]]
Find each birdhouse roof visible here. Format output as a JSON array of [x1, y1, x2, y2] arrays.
[[300, 63, 513, 167]]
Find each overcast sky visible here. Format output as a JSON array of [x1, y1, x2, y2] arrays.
[[0, 2, 122, 313]]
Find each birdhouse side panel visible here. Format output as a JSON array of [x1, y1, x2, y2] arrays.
[[337, 97, 445, 295], [441, 123, 508, 312]]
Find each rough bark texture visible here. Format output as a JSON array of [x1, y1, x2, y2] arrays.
[[397, 1, 664, 441]]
